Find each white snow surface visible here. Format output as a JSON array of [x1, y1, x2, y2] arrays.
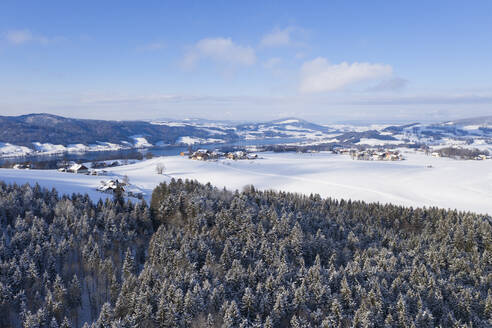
[[0, 169, 114, 201], [151, 121, 187, 127], [177, 136, 224, 145], [276, 119, 301, 124], [0, 143, 33, 157], [356, 138, 403, 146], [178, 136, 202, 145], [0, 152, 491, 214], [32, 142, 68, 153], [130, 135, 152, 148], [0, 142, 126, 157], [199, 128, 228, 135]]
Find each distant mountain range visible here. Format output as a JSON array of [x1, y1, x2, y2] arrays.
[[0, 113, 491, 157], [0, 113, 237, 147], [442, 116, 492, 126]]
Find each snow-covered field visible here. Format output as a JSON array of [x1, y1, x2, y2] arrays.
[[0, 151, 491, 215]]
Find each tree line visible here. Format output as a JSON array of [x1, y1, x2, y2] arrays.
[[0, 179, 490, 327]]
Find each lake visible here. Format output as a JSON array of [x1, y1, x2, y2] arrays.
[[0, 137, 304, 166]]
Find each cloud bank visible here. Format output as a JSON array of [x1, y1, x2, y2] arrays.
[[299, 57, 393, 93]]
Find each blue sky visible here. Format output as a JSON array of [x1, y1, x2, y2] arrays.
[[1, 1, 491, 123]]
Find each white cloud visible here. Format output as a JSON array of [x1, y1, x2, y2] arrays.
[[260, 26, 307, 48], [5, 29, 33, 44], [263, 57, 282, 69], [299, 57, 393, 93], [4, 29, 61, 45], [183, 37, 256, 69], [261, 27, 293, 47]]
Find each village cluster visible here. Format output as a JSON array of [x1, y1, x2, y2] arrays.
[[333, 148, 405, 161], [187, 149, 258, 161], [12, 162, 102, 173], [56, 163, 141, 198], [57, 160, 132, 175]]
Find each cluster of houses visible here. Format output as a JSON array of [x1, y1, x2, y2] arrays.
[[90, 161, 122, 169], [332, 148, 355, 155], [351, 149, 404, 161], [333, 148, 404, 161], [12, 163, 31, 170], [96, 179, 143, 199], [430, 152, 489, 160], [97, 179, 126, 193], [188, 149, 258, 161]]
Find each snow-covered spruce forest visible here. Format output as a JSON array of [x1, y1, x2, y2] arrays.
[[0, 180, 491, 328]]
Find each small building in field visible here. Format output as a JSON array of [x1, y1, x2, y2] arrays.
[[68, 164, 89, 174], [226, 151, 248, 160], [97, 179, 126, 193], [210, 150, 224, 159], [191, 149, 210, 161], [13, 163, 30, 170]]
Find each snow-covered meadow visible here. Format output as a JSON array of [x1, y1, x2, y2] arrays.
[[0, 151, 491, 214]]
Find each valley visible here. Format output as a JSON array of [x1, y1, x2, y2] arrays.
[[2, 114, 492, 160]]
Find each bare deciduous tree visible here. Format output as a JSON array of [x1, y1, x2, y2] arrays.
[[156, 162, 166, 174]]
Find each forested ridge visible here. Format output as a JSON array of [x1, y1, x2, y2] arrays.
[[0, 114, 237, 147], [0, 179, 490, 327]]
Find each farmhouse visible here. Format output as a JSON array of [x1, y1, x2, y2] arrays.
[[13, 163, 30, 170], [190, 149, 210, 161], [68, 164, 89, 174], [475, 154, 487, 160], [226, 151, 248, 160], [97, 179, 126, 193]]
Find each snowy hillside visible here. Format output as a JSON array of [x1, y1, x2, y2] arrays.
[[2, 151, 491, 214], [0, 113, 238, 157], [2, 114, 492, 158]]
